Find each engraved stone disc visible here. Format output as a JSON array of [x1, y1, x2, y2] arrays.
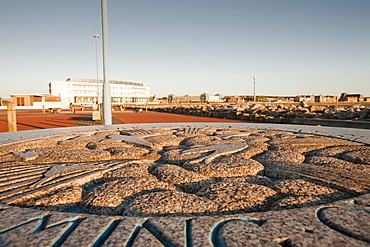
[[0, 123, 369, 246]]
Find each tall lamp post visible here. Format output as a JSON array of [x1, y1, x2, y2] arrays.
[[253, 75, 256, 102], [101, 0, 112, 125], [93, 32, 100, 105]]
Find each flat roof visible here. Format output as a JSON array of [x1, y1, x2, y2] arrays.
[[66, 78, 144, 87]]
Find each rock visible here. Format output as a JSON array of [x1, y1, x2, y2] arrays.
[[359, 108, 370, 119], [299, 101, 309, 108], [250, 104, 265, 111], [347, 111, 360, 119], [309, 105, 325, 113]]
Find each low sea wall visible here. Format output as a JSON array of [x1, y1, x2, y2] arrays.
[[131, 102, 370, 129]]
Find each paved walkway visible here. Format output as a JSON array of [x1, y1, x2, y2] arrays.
[[0, 109, 248, 132], [113, 110, 248, 124]]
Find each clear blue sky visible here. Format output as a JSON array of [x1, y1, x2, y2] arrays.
[[1, 0, 369, 99]]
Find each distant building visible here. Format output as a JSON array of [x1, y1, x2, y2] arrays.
[[295, 95, 338, 103], [223, 96, 244, 103], [168, 94, 201, 103], [315, 95, 338, 103], [200, 93, 223, 103], [148, 94, 159, 103], [168, 93, 223, 104], [49, 77, 150, 108], [10, 94, 61, 108], [224, 95, 295, 103], [295, 95, 315, 102], [339, 93, 364, 102], [264, 96, 295, 102]]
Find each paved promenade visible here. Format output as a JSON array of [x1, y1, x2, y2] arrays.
[[0, 109, 248, 132]]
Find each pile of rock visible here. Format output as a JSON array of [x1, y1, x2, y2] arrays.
[[153, 103, 370, 123]]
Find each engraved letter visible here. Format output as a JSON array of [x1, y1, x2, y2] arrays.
[[210, 217, 266, 247], [124, 218, 185, 247], [316, 205, 370, 243], [0, 213, 86, 247]]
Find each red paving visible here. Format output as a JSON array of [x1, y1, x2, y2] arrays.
[[113, 110, 247, 124], [0, 110, 87, 132], [0, 109, 248, 133]]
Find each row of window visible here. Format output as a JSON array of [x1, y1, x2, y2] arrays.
[[73, 90, 148, 96], [112, 92, 148, 96], [112, 86, 149, 91], [66, 78, 143, 86], [73, 85, 98, 89], [75, 97, 149, 104], [111, 97, 149, 103], [67, 78, 144, 86], [71, 85, 149, 91]]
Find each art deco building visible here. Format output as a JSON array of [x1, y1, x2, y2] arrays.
[[49, 77, 150, 108]]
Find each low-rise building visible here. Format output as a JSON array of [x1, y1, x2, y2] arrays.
[[168, 94, 201, 103], [10, 94, 61, 108], [200, 93, 223, 103], [167, 93, 223, 104], [264, 96, 295, 102], [314, 95, 338, 103], [223, 96, 244, 103], [339, 93, 364, 102], [225, 95, 295, 103], [295, 95, 338, 103]]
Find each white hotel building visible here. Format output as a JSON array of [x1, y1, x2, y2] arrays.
[[49, 77, 150, 109]]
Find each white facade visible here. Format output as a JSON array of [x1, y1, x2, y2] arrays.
[[49, 78, 150, 109]]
